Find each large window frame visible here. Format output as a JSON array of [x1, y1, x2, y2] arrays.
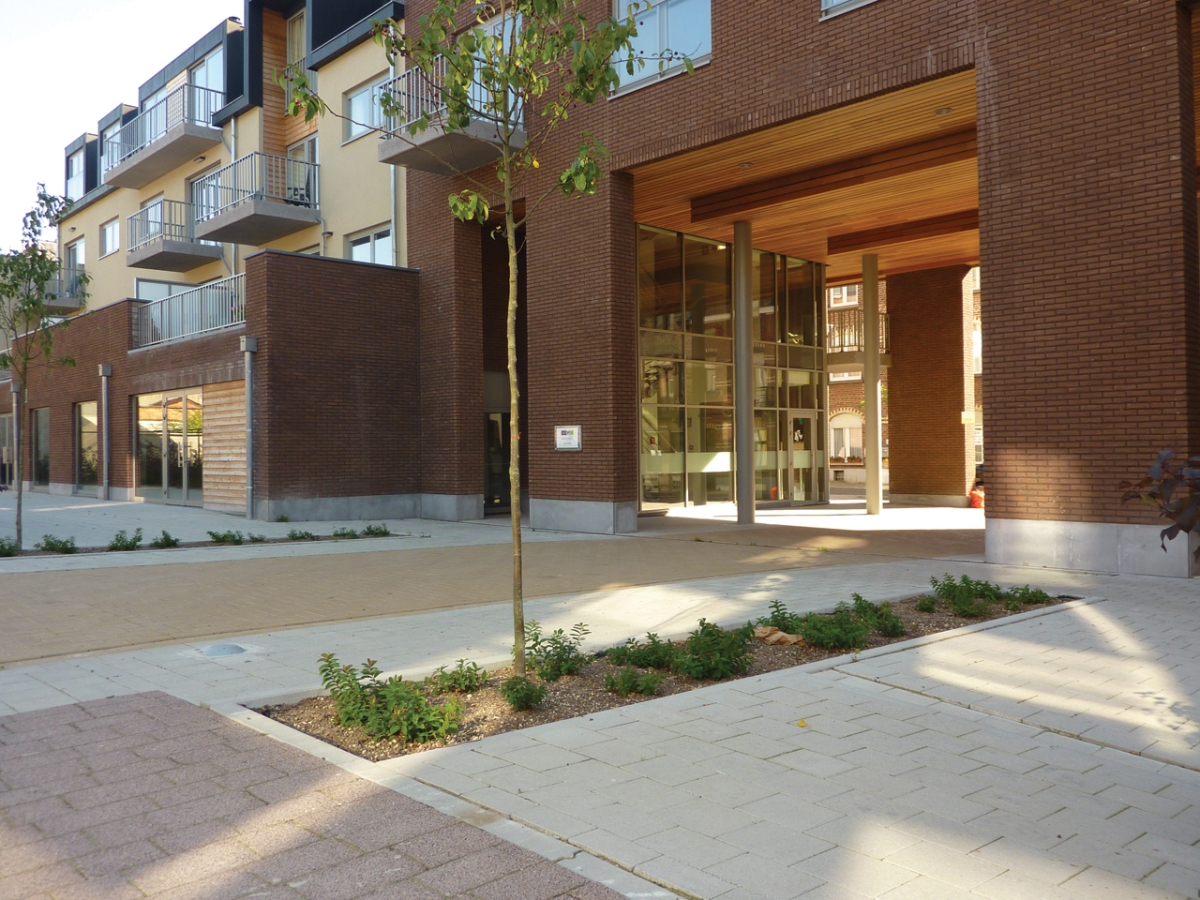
[[66, 150, 85, 201], [344, 77, 389, 142], [75, 401, 99, 494], [614, 0, 711, 95], [347, 226, 393, 265], [31, 407, 50, 488], [100, 218, 120, 258]]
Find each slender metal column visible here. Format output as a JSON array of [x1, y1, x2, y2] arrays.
[[98, 364, 112, 501], [862, 254, 883, 515], [241, 337, 257, 519], [733, 221, 755, 525]]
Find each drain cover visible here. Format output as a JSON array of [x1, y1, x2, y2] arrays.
[[202, 644, 246, 657]]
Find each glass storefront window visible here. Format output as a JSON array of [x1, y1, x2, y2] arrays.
[[638, 227, 683, 331], [75, 402, 98, 493], [684, 236, 730, 337], [31, 408, 49, 487], [641, 405, 684, 508], [686, 408, 732, 503], [685, 361, 733, 406], [752, 250, 777, 342], [754, 409, 779, 501], [785, 259, 816, 346], [136, 391, 203, 505], [137, 394, 164, 497], [0, 414, 12, 490], [642, 359, 681, 405], [754, 367, 777, 408]]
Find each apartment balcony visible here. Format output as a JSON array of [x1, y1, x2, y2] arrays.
[[132, 273, 244, 348], [825, 307, 891, 372], [192, 153, 321, 245], [102, 85, 225, 190], [377, 62, 525, 176], [46, 266, 87, 313], [126, 200, 223, 272]]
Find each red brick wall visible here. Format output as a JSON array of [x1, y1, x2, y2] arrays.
[[245, 251, 421, 501], [886, 265, 974, 499]]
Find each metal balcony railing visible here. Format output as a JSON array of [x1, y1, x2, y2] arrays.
[[826, 308, 890, 354], [127, 199, 200, 251], [132, 274, 244, 348], [49, 266, 87, 303], [191, 152, 319, 223], [379, 58, 522, 133], [102, 84, 225, 173]]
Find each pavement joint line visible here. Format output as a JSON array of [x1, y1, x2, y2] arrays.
[[215, 701, 688, 900]]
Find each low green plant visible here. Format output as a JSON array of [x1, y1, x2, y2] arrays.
[[149, 530, 181, 549], [108, 528, 143, 552], [427, 659, 488, 694], [798, 604, 870, 650], [930, 574, 997, 618], [332, 527, 359, 539], [1007, 584, 1053, 605], [275, 515, 290, 523], [914, 595, 937, 613], [318, 653, 460, 742], [605, 665, 664, 697], [851, 593, 906, 638], [248, 533, 267, 543], [525, 621, 591, 681], [362, 523, 391, 537], [756, 599, 805, 634], [1004, 598, 1022, 612], [0, 536, 18, 557], [35, 534, 77, 554], [673, 619, 754, 680], [288, 529, 318, 541], [607, 633, 679, 670], [207, 529, 243, 545], [500, 675, 547, 711]]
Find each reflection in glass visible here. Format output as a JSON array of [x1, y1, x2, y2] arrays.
[[685, 362, 733, 406], [485, 412, 511, 511], [0, 415, 12, 489], [642, 360, 681, 405], [754, 410, 779, 501], [32, 408, 49, 487], [186, 394, 203, 504], [137, 394, 163, 497], [638, 227, 682, 330], [786, 259, 815, 346], [684, 236, 730, 337], [752, 250, 776, 343], [686, 408, 732, 503], [75, 401, 98, 492], [166, 397, 185, 502], [754, 367, 777, 408], [641, 405, 684, 508]]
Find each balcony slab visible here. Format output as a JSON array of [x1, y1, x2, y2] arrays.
[[194, 199, 321, 245], [103, 122, 224, 190], [379, 120, 524, 175], [127, 239, 224, 272], [827, 351, 891, 372]]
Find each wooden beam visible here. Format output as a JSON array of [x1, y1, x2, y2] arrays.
[[827, 209, 979, 255], [690, 129, 977, 223]]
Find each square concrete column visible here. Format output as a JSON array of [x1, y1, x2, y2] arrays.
[[886, 265, 975, 507], [525, 173, 639, 534]]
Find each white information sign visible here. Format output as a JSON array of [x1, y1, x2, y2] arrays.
[[555, 425, 582, 451]]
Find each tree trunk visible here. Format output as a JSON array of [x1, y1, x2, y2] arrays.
[[13, 389, 21, 550], [505, 180, 525, 677]]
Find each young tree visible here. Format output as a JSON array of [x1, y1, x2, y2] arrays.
[[280, 0, 690, 675], [0, 188, 87, 549]]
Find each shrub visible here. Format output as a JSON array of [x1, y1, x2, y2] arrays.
[[851, 593, 905, 638], [914, 595, 937, 613], [362, 523, 391, 537], [673, 619, 753, 680], [500, 675, 547, 711], [930, 574, 996, 618], [318, 653, 460, 742], [35, 535, 77, 554], [798, 604, 870, 650], [247, 533, 267, 543], [1008, 584, 1053, 605], [756, 599, 805, 634], [275, 515, 290, 523], [525, 621, 590, 681], [149, 530, 181, 549], [0, 536, 17, 557], [208, 530, 243, 545], [427, 659, 488, 694], [288, 529, 318, 541], [607, 633, 679, 670], [1004, 598, 1022, 612], [332, 527, 359, 539], [108, 528, 143, 552], [605, 666, 664, 697]]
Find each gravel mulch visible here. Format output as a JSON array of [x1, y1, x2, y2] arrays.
[[256, 593, 1073, 763]]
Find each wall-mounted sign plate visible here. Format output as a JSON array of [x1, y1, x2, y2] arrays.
[[555, 425, 581, 451]]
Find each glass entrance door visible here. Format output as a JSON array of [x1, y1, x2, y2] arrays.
[[136, 391, 203, 506], [786, 413, 816, 503], [484, 412, 511, 513]]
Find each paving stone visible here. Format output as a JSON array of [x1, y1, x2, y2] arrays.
[[705, 851, 820, 899]]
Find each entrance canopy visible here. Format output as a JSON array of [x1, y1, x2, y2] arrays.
[[630, 70, 979, 284]]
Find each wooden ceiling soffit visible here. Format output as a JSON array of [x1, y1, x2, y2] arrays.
[[827, 208, 979, 255], [690, 129, 978, 224]]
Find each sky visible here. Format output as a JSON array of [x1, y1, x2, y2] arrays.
[[0, 0, 245, 252]]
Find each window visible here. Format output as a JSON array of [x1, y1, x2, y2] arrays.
[[190, 46, 224, 97], [345, 78, 388, 141], [135, 279, 191, 302], [101, 121, 121, 168], [820, 0, 881, 20], [619, 0, 710, 92], [828, 284, 858, 308], [100, 219, 119, 257], [829, 371, 861, 383], [829, 412, 863, 462], [66, 150, 84, 201], [75, 402, 98, 493], [972, 318, 982, 374], [64, 240, 85, 295], [348, 228, 393, 265], [287, 11, 317, 94], [31, 408, 50, 487]]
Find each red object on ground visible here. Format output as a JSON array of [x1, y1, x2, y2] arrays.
[[969, 487, 985, 508]]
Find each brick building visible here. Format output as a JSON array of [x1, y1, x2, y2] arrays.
[[2, 0, 1197, 576]]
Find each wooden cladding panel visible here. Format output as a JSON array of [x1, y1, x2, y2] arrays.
[[261, 10, 289, 158], [202, 380, 246, 513], [827, 209, 980, 255]]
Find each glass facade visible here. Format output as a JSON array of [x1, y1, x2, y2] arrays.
[[31, 408, 49, 487], [0, 414, 12, 489], [75, 402, 99, 493], [638, 225, 827, 510], [136, 392, 204, 506]]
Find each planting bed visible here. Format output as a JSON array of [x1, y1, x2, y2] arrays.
[[257, 591, 1073, 763]]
